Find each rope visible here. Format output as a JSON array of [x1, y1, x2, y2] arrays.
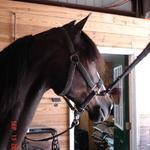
[[100, 42, 150, 95], [24, 117, 77, 142]]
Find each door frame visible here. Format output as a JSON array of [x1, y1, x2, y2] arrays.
[[98, 46, 138, 150]]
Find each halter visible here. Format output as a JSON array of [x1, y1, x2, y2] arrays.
[[59, 28, 104, 113]]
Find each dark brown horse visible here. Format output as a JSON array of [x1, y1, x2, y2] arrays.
[[0, 16, 113, 149]]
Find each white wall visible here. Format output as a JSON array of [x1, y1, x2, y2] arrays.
[[135, 52, 150, 150], [135, 53, 150, 114]]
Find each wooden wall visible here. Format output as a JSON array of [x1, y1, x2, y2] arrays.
[[0, 0, 150, 51], [0, 1, 150, 150], [31, 89, 69, 149]]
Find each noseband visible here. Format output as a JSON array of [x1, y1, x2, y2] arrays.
[[59, 28, 104, 113]]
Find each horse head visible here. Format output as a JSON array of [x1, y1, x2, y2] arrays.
[[33, 15, 113, 122], [64, 16, 113, 122]]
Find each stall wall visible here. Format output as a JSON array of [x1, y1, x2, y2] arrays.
[[0, 0, 150, 51]]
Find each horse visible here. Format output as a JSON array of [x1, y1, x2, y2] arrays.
[[0, 15, 113, 150]]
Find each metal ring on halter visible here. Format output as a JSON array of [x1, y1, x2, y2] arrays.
[[70, 53, 79, 63]]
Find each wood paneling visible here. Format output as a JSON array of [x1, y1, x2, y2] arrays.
[[0, 0, 150, 50], [0, 10, 13, 49], [30, 89, 69, 150], [13, 12, 150, 49]]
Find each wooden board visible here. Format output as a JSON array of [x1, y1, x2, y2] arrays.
[[0, 0, 150, 50], [30, 89, 69, 150], [0, 11, 14, 49]]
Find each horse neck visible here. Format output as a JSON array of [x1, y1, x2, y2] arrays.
[[29, 30, 69, 94], [0, 36, 50, 149], [0, 35, 49, 117]]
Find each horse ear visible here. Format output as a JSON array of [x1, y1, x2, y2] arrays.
[[63, 20, 76, 29], [74, 14, 91, 34]]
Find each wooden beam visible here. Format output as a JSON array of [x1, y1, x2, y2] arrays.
[[15, 0, 136, 17]]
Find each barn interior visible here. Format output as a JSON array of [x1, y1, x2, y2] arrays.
[[0, 0, 150, 150]]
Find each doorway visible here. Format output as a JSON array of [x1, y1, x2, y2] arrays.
[[102, 54, 130, 150], [71, 47, 138, 150], [74, 53, 130, 150]]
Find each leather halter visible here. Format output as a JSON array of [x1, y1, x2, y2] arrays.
[[59, 28, 104, 113], [59, 29, 150, 114]]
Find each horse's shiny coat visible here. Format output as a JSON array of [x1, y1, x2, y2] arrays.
[[0, 16, 113, 149]]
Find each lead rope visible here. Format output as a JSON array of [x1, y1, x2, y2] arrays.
[[100, 42, 150, 96], [24, 111, 80, 141]]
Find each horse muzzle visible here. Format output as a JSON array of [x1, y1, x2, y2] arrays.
[[88, 100, 113, 123]]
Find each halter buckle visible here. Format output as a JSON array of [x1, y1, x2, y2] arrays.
[[70, 54, 79, 64], [91, 79, 103, 95]]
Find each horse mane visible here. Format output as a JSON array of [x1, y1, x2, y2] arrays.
[[81, 32, 98, 60], [0, 35, 34, 116]]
